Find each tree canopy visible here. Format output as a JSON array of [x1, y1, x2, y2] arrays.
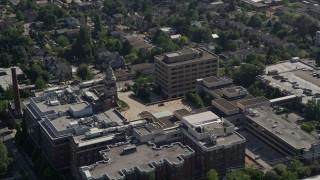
[[72, 25, 94, 64], [0, 141, 12, 173], [207, 169, 219, 180], [305, 99, 320, 120], [226, 169, 250, 180], [233, 63, 265, 87], [76, 64, 93, 81]]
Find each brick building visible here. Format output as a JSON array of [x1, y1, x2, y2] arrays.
[[23, 65, 136, 175], [132, 110, 246, 176], [79, 142, 195, 180]]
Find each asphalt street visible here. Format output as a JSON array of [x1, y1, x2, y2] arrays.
[[0, 124, 38, 180]]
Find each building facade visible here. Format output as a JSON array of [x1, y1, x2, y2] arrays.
[[154, 48, 219, 99]]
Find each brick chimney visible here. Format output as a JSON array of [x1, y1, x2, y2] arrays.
[[11, 67, 21, 116]]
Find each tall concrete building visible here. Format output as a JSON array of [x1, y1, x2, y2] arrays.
[[154, 48, 219, 98]]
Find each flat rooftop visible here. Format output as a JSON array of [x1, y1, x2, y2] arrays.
[[202, 76, 220, 83], [237, 97, 269, 106], [155, 48, 218, 66], [183, 111, 220, 127], [262, 61, 320, 104], [174, 109, 191, 117], [204, 133, 244, 148], [247, 107, 318, 150], [86, 143, 194, 179], [224, 88, 238, 93], [36, 100, 68, 114], [69, 102, 89, 111], [213, 98, 238, 111], [183, 128, 245, 149], [134, 127, 152, 136], [154, 116, 179, 129], [50, 113, 75, 131], [0, 67, 23, 90], [128, 63, 154, 71]]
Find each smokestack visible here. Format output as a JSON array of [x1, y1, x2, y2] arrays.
[[11, 67, 21, 115]]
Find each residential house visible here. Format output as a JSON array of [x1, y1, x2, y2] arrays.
[[24, 10, 38, 23], [113, 13, 124, 24], [128, 63, 155, 76], [44, 56, 72, 81], [97, 51, 125, 69], [123, 34, 154, 51]]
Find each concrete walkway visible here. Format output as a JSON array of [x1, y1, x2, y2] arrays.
[[118, 91, 194, 121]]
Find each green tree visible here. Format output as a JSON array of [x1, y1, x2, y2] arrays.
[[190, 28, 212, 43], [0, 100, 8, 112], [178, 36, 189, 46], [56, 35, 70, 47], [4, 85, 13, 100], [72, 25, 94, 63], [35, 77, 47, 90], [288, 160, 311, 178], [226, 169, 250, 180], [244, 167, 264, 180], [132, 76, 154, 103], [273, 164, 287, 176], [233, 63, 265, 87], [120, 40, 134, 56], [76, 64, 93, 81], [207, 169, 219, 180], [247, 15, 263, 28], [305, 99, 320, 120], [0, 141, 12, 173], [16, 10, 25, 21], [263, 170, 278, 180], [0, 0, 9, 5], [0, 53, 12, 68], [301, 122, 315, 133], [26, 63, 44, 83], [12, 45, 28, 64], [172, 17, 190, 34], [248, 82, 265, 97], [270, 88, 282, 99], [309, 161, 320, 174], [279, 171, 298, 180], [272, 22, 282, 34], [103, 0, 126, 15], [93, 13, 102, 34], [43, 15, 57, 29], [185, 92, 204, 108]]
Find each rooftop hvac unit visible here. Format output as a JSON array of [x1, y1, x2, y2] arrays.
[[209, 134, 217, 145], [122, 145, 137, 155]]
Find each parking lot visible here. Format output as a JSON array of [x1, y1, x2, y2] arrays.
[[118, 91, 195, 121], [237, 129, 284, 166], [262, 61, 320, 104]]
